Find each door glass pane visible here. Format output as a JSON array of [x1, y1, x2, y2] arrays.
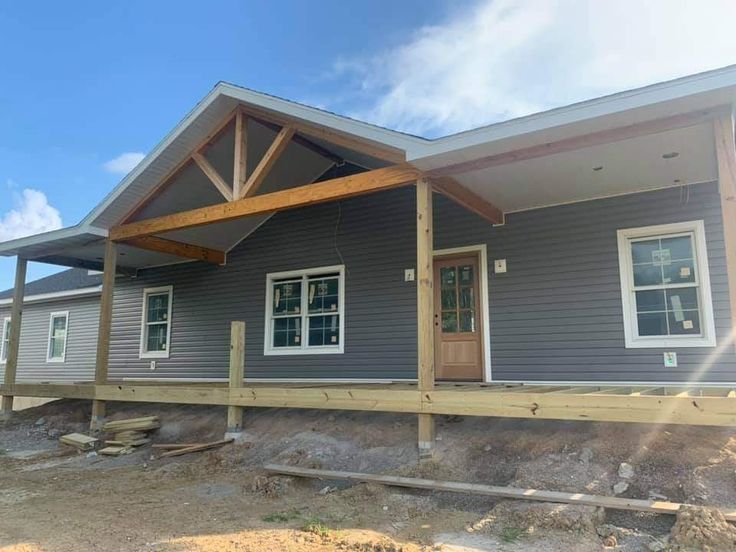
[[459, 265, 474, 285], [459, 310, 475, 332], [459, 287, 474, 309], [441, 311, 457, 332], [272, 281, 302, 315], [441, 289, 456, 309], [440, 267, 456, 286]]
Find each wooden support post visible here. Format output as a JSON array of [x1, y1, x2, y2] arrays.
[[91, 240, 116, 430], [714, 113, 736, 342], [416, 178, 435, 460], [1, 257, 27, 419], [226, 321, 246, 435]]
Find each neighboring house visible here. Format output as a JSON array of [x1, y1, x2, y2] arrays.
[[0, 269, 101, 382], [2, 65, 736, 388]]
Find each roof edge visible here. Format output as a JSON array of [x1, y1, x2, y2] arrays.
[[0, 285, 102, 306]]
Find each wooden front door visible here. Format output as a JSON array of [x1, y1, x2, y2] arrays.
[[433, 255, 484, 381]]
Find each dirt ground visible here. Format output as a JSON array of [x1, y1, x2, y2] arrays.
[[2, 400, 736, 551]]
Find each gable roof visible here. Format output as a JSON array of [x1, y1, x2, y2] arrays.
[[0, 268, 102, 302]]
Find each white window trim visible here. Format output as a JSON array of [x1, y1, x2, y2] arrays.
[[0, 317, 10, 364], [264, 265, 345, 356], [46, 311, 69, 363], [139, 285, 173, 359], [617, 220, 716, 348]]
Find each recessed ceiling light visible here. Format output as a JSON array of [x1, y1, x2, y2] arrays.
[[593, 166, 603, 171], [662, 152, 680, 159]]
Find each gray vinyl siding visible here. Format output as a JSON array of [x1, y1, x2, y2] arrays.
[[0, 295, 100, 382], [106, 180, 736, 384]]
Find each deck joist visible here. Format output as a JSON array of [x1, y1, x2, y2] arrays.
[[3, 382, 736, 427]]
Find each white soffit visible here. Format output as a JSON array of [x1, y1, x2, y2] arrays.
[[454, 123, 717, 213]]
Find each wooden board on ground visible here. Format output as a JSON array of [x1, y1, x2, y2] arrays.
[[152, 443, 205, 450], [264, 464, 736, 522], [59, 433, 98, 451], [99, 446, 131, 456], [105, 438, 150, 447], [158, 439, 233, 458]]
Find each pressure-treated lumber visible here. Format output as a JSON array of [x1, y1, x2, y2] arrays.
[[59, 432, 98, 451], [714, 113, 736, 338], [124, 235, 226, 264], [433, 177, 504, 224], [91, 240, 116, 429], [429, 107, 730, 177], [0, 257, 27, 417], [251, 116, 342, 163], [233, 109, 248, 199], [192, 152, 234, 201], [264, 464, 736, 521], [416, 178, 435, 459], [240, 126, 295, 198], [102, 416, 160, 432], [158, 438, 233, 458], [227, 321, 246, 433], [110, 164, 422, 241]]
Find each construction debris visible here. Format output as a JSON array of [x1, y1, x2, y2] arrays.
[[59, 433, 98, 451], [98, 416, 159, 454], [264, 464, 736, 522], [157, 439, 233, 458], [99, 446, 133, 457], [102, 416, 160, 433]]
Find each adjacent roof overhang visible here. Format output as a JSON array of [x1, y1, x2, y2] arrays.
[[0, 285, 102, 306]]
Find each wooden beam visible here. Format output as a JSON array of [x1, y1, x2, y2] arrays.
[[192, 152, 234, 201], [714, 113, 736, 339], [264, 464, 736, 521], [124, 236, 225, 264], [416, 177, 435, 461], [110, 163, 422, 241], [432, 176, 504, 224], [250, 115, 343, 164], [239, 125, 295, 198], [91, 240, 116, 430], [0, 257, 27, 418], [239, 104, 406, 164], [233, 109, 248, 200], [429, 107, 731, 177], [226, 321, 245, 434]]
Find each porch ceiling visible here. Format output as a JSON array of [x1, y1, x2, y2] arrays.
[[447, 122, 718, 213]]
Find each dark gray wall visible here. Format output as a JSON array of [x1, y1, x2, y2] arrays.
[[0, 295, 100, 382], [106, 181, 736, 383]]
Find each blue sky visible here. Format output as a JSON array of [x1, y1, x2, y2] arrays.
[[2, 0, 736, 290]]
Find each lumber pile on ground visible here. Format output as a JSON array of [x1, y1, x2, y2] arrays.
[[264, 464, 736, 522], [102, 416, 160, 433], [100, 416, 160, 455], [59, 433, 98, 451], [152, 438, 233, 458]]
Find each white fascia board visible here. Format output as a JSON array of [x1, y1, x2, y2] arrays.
[[407, 64, 736, 162], [0, 225, 107, 256], [0, 286, 102, 306]]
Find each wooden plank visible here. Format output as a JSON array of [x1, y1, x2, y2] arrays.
[[714, 113, 736, 337], [264, 464, 736, 521], [158, 438, 233, 458], [429, 107, 730, 177], [124, 235, 225, 264], [0, 257, 26, 416], [239, 126, 295, 198], [192, 152, 234, 201], [432, 176, 504, 224], [91, 240, 116, 429], [227, 321, 245, 433], [110, 163, 422, 241], [250, 115, 342, 163], [59, 433, 98, 451], [233, 109, 247, 200]]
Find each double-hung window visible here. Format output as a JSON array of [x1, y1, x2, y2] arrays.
[[0, 317, 10, 363], [264, 265, 345, 355], [47, 311, 69, 362], [617, 221, 716, 348], [139, 286, 173, 358]]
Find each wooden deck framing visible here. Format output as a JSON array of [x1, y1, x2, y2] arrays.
[[3, 381, 736, 427]]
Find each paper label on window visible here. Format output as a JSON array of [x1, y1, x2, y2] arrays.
[[331, 335, 337, 343], [330, 303, 337, 311], [680, 266, 691, 277], [683, 320, 693, 330], [294, 336, 300, 344], [652, 249, 671, 266], [670, 295, 685, 322]]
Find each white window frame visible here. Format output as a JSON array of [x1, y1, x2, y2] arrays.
[[46, 311, 69, 363], [0, 317, 10, 364], [264, 265, 345, 356], [139, 285, 173, 359], [617, 220, 716, 348]]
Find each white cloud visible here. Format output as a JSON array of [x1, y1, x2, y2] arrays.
[[103, 152, 145, 174], [333, 0, 736, 137], [0, 188, 63, 242]]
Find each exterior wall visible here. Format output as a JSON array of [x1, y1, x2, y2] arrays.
[[106, 180, 736, 384], [0, 295, 100, 382]]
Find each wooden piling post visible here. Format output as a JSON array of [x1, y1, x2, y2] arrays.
[[91, 240, 116, 430], [1, 257, 27, 419], [226, 321, 246, 435], [416, 177, 435, 460]]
